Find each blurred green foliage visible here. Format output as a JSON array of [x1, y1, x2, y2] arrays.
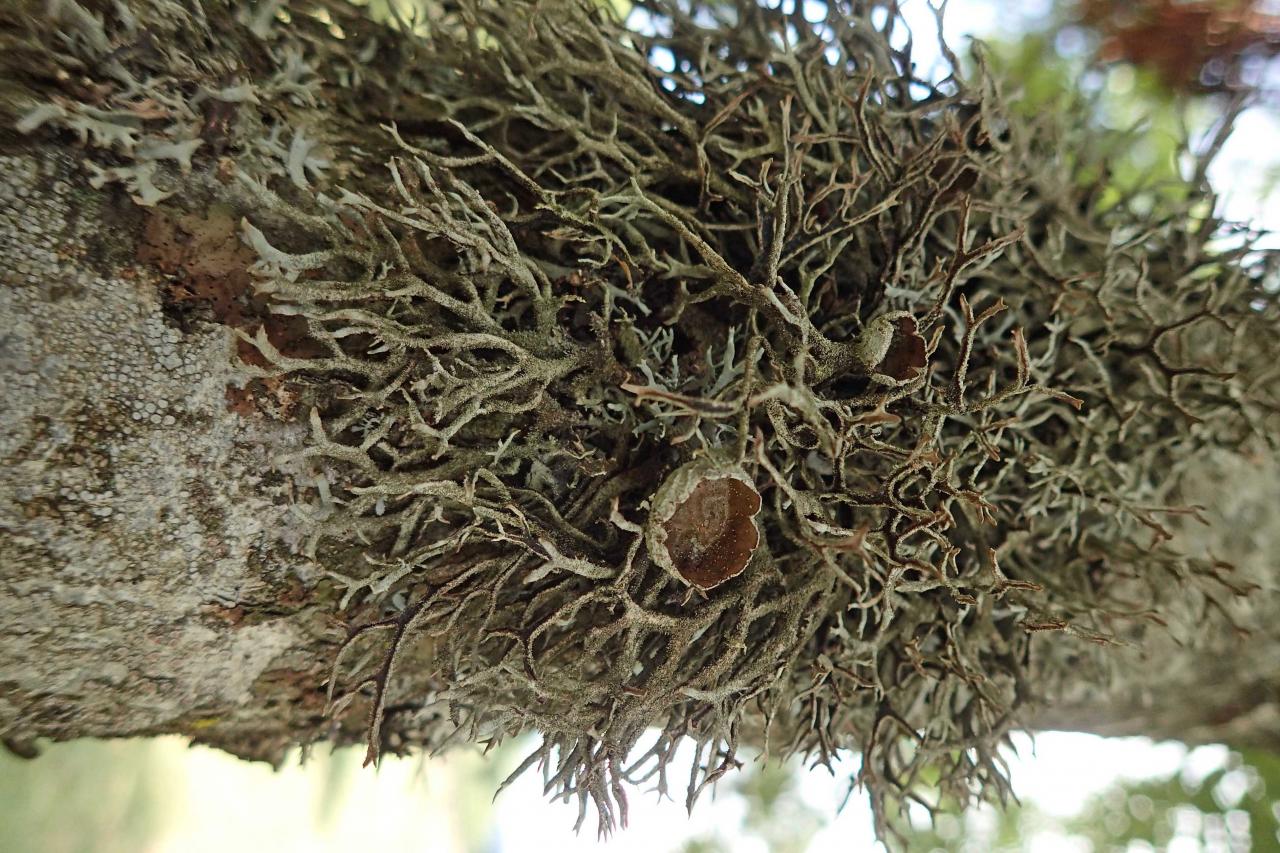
[[895, 746, 1280, 852], [0, 737, 511, 852], [0, 739, 172, 853], [677, 755, 824, 853], [1064, 748, 1280, 851], [984, 30, 1215, 215]]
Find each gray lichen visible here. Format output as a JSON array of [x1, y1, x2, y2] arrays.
[[238, 1, 1274, 837]]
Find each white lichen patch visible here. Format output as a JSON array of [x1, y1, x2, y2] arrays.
[[190, 619, 302, 705], [0, 152, 314, 745]]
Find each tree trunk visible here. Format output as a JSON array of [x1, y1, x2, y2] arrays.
[[1, 0, 1277, 822]]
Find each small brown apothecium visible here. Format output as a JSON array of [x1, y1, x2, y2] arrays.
[[647, 458, 763, 590]]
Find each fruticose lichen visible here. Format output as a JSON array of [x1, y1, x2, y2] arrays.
[[14, 0, 1280, 842]]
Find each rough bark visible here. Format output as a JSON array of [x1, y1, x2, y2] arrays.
[[0, 0, 420, 763], [0, 145, 336, 761], [0, 0, 1277, 811]]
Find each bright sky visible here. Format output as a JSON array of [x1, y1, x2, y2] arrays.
[[484, 733, 1231, 853], [127, 732, 1219, 852]]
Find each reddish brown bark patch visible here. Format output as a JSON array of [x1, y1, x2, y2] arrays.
[[138, 207, 322, 364], [137, 207, 320, 416], [138, 207, 257, 327]]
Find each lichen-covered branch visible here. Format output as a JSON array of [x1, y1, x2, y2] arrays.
[[2, 0, 1278, 846]]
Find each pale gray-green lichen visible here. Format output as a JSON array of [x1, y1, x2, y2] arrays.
[[206, 0, 1277, 838], [225, 0, 1277, 838]]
